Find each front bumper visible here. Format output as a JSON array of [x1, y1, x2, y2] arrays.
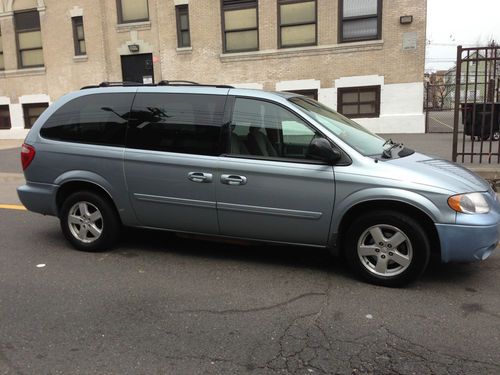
[[436, 222, 500, 263]]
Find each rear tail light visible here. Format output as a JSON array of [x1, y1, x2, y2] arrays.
[[21, 143, 36, 170]]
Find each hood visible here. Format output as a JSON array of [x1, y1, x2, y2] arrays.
[[383, 152, 490, 193]]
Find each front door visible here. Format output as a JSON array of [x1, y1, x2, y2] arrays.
[[217, 97, 335, 246], [124, 90, 228, 234], [121, 53, 154, 84]]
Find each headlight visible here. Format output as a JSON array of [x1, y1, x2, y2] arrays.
[[448, 193, 490, 214]]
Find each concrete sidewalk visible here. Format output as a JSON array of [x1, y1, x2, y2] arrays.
[[0, 139, 23, 150]]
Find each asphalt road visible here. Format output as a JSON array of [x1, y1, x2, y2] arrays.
[[1, 146, 500, 374], [0, 147, 24, 205], [427, 110, 455, 133], [0, 147, 21, 174]]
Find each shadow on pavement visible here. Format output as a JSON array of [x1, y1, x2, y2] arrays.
[[422, 260, 478, 284], [120, 227, 343, 273], [35, 219, 484, 287], [117, 226, 481, 286]]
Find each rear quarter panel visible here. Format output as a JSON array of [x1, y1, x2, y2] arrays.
[[25, 139, 138, 226]]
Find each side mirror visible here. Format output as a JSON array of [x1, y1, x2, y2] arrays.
[[308, 137, 342, 164]]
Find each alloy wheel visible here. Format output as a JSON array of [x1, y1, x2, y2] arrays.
[[67, 201, 103, 244], [357, 224, 413, 277]]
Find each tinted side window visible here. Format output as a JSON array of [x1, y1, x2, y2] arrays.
[[127, 93, 226, 156], [40, 93, 134, 147]]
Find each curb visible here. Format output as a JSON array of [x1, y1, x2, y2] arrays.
[[466, 167, 500, 180], [465, 167, 500, 190]]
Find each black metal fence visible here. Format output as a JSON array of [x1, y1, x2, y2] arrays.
[[452, 45, 500, 163]]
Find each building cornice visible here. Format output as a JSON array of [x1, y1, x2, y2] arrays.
[[220, 40, 384, 63]]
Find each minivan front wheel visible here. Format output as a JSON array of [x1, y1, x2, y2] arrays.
[[344, 211, 430, 287], [60, 191, 120, 252]]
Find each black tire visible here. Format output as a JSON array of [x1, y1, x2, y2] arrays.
[[59, 191, 121, 252], [480, 133, 490, 141], [344, 211, 430, 287]]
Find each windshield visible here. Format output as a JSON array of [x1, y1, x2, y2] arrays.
[[289, 97, 387, 156]]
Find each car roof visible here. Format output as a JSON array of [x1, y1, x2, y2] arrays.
[[74, 85, 304, 103]]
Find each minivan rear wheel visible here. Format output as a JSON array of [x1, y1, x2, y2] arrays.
[[60, 191, 120, 252], [344, 211, 430, 287]]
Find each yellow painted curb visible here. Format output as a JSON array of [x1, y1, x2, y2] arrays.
[[0, 204, 26, 211]]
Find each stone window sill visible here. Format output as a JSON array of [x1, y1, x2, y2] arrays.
[[116, 21, 151, 33], [176, 47, 192, 54], [0, 67, 46, 78], [220, 40, 384, 62], [73, 55, 88, 62]]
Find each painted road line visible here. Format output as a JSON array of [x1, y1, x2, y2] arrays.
[[429, 115, 454, 130], [0, 204, 26, 211]]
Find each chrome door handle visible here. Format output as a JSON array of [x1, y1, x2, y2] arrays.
[[221, 174, 247, 186], [188, 172, 213, 183]]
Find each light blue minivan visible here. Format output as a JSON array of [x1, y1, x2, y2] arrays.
[[18, 82, 500, 286]]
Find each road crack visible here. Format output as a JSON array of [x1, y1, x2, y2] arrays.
[[169, 292, 326, 315]]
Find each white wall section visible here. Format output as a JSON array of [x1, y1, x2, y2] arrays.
[[276, 79, 321, 92]]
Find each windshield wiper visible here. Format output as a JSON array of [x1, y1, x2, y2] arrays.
[[382, 139, 404, 159], [383, 138, 394, 147]]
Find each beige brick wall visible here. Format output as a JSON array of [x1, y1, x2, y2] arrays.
[[159, 0, 426, 87], [0, 0, 426, 126]]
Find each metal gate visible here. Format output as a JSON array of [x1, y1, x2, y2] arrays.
[[452, 45, 500, 163]]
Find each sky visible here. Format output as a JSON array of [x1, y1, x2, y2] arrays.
[[425, 0, 500, 72]]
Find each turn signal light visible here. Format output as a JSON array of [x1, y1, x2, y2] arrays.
[[447, 193, 490, 214], [21, 143, 36, 170]]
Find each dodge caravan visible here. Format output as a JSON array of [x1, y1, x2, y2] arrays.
[[18, 82, 500, 286]]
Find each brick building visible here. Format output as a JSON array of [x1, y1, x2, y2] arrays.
[[0, 0, 426, 138]]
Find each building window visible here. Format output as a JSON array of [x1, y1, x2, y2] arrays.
[[23, 103, 48, 129], [222, 0, 258, 53], [339, 0, 382, 43], [0, 27, 4, 70], [0, 106, 11, 129], [117, 0, 149, 24], [72, 17, 86, 56], [278, 0, 317, 48], [337, 86, 380, 118], [175, 5, 190, 48], [14, 10, 44, 68]]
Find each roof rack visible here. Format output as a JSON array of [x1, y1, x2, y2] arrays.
[[157, 80, 234, 88], [157, 80, 199, 86], [80, 81, 148, 89], [81, 81, 234, 90]]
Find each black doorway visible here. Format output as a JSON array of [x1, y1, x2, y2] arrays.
[[121, 53, 154, 84]]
